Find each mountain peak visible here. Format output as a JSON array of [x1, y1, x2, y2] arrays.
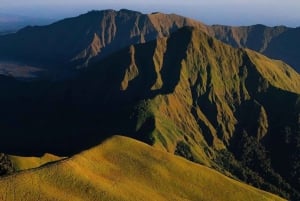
[[81, 9, 143, 17], [0, 9, 207, 69], [119, 8, 142, 14], [1, 9, 299, 73]]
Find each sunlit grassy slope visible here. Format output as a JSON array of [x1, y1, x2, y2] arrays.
[[0, 136, 285, 201], [8, 154, 64, 171]]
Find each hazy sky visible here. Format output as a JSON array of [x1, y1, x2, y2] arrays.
[[1, 0, 300, 26]]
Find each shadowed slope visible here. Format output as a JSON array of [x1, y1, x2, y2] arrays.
[[264, 27, 300, 72], [0, 136, 286, 201]]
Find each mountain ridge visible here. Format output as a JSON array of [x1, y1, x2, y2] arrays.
[[1, 9, 299, 73], [0, 9, 207, 69]]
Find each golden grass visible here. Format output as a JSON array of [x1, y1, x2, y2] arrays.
[[0, 136, 286, 201], [8, 153, 64, 171]]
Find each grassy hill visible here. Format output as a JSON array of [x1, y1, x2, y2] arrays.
[[0, 135, 286, 201]]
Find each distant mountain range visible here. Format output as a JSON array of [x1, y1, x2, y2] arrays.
[[0, 9, 299, 73], [0, 9, 299, 201], [0, 13, 54, 34]]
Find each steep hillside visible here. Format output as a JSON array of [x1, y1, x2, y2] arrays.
[[0, 27, 299, 199], [0, 136, 286, 201]]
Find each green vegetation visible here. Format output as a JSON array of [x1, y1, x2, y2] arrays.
[[216, 132, 295, 200], [174, 141, 195, 162], [0, 154, 14, 176]]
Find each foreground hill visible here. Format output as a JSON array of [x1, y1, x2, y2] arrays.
[[0, 136, 286, 201], [0, 26, 299, 199]]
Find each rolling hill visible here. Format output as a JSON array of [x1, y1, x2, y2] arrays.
[[0, 135, 286, 201]]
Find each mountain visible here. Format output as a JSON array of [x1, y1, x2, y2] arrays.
[[0, 26, 299, 199], [263, 27, 300, 72], [0, 9, 207, 69], [209, 25, 300, 72], [0, 135, 286, 201], [0, 9, 299, 75], [209, 24, 288, 52]]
